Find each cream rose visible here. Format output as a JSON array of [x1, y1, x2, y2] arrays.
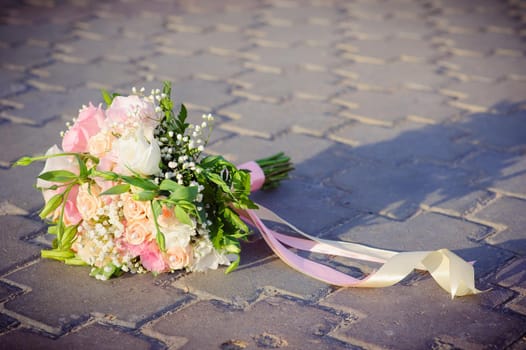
[[125, 219, 153, 245], [121, 193, 149, 222], [166, 245, 192, 270], [76, 183, 102, 221], [87, 131, 114, 157]]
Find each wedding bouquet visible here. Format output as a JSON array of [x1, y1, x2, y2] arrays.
[[15, 82, 292, 280], [15, 82, 480, 297]]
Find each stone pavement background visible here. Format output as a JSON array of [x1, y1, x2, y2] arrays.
[[0, 0, 525, 348]]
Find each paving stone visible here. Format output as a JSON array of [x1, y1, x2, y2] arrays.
[[208, 133, 341, 181], [458, 110, 526, 150], [0, 86, 102, 125], [0, 22, 73, 46], [0, 164, 46, 213], [248, 44, 343, 72], [0, 314, 19, 334], [4, 259, 189, 331], [0, 118, 66, 163], [151, 296, 348, 350], [0, 44, 52, 69], [162, 78, 236, 112], [349, 37, 439, 62], [0, 280, 21, 303], [334, 90, 462, 125], [344, 17, 436, 39], [324, 212, 510, 279], [434, 7, 519, 33], [257, 22, 339, 46], [436, 31, 526, 56], [474, 197, 526, 255], [235, 69, 342, 102], [146, 52, 245, 82], [465, 150, 526, 197], [0, 69, 27, 98], [0, 323, 153, 350], [325, 281, 525, 350], [443, 55, 526, 81], [156, 29, 253, 54], [495, 258, 526, 291], [259, 3, 342, 25], [34, 61, 139, 90], [447, 79, 526, 112], [330, 161, 480, 219], [218, 100, 297, 138], [0, 215, 43, 274], [55, 36, 155, 63], [171, 10, 257, 30], [343, 61, 453, 91], [174, 239, 331, 302], [331, 122, 472, 164], [281, 98, 342, 136]]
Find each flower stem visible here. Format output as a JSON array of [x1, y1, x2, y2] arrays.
[[255, 152, 294, 190]]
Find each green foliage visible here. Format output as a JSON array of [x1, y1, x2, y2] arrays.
[[100, 184, 130, 195]]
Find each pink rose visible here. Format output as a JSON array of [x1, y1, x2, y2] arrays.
[[139, 241, 168, 273], [106, 95, 159, 141], [37, 145, 81, 225], [62, 103, 105, 153], [62, 185, 82, 226]]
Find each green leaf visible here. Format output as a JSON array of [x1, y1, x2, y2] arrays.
[[204, 172, 233, 196], [225, 256, 240, 274], [41, 249, 75, 261], [156, 230, 166, 251], [13, 156, 34, 167], [160, 180, 198, 202], [75, 154, 89, 178], [175, 205, 192, 226], [38, 170, 78, 183], [101, 89, 113, 106], [48, 225, 57, 235], [64, 257, 88, 266], [120, 175, 159, 191], [39, 193, 64, 219], [133, 191, 156, 201], [100, 183, 130, 196], [60, 225, 78, 249]]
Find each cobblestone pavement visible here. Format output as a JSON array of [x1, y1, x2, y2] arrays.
[[1, 0, 525, 349]]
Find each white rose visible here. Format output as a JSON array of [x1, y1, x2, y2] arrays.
[[191, 238, 230, 272], [36, 145, 79, 202], [163, 223, 195, 249], [114, 127, 161, 176]]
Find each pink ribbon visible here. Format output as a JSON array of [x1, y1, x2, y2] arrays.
[[237, 161, 481, 298]]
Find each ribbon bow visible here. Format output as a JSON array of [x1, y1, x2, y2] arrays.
[[238, 161, 481, 298]]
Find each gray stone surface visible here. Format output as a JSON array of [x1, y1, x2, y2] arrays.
[[1, 0, 525, 349]]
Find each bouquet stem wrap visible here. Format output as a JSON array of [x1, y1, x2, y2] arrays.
[[238, 161, 481, 298]]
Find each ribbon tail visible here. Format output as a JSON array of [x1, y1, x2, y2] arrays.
[[238, 207, 482, 297]]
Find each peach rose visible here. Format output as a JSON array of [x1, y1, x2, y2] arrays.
[[166, 245, 192, 270], [125, 218, 153, 245], [121, 193, 150, 222], [87, 131, 114, 157], [76, 183, 102, 221]]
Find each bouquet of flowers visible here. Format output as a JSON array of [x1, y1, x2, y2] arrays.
[[15, 82, 292, 280], [14, 82, 479, 298]]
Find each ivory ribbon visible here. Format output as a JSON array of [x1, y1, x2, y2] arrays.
[[238, 161, 481, 298]]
